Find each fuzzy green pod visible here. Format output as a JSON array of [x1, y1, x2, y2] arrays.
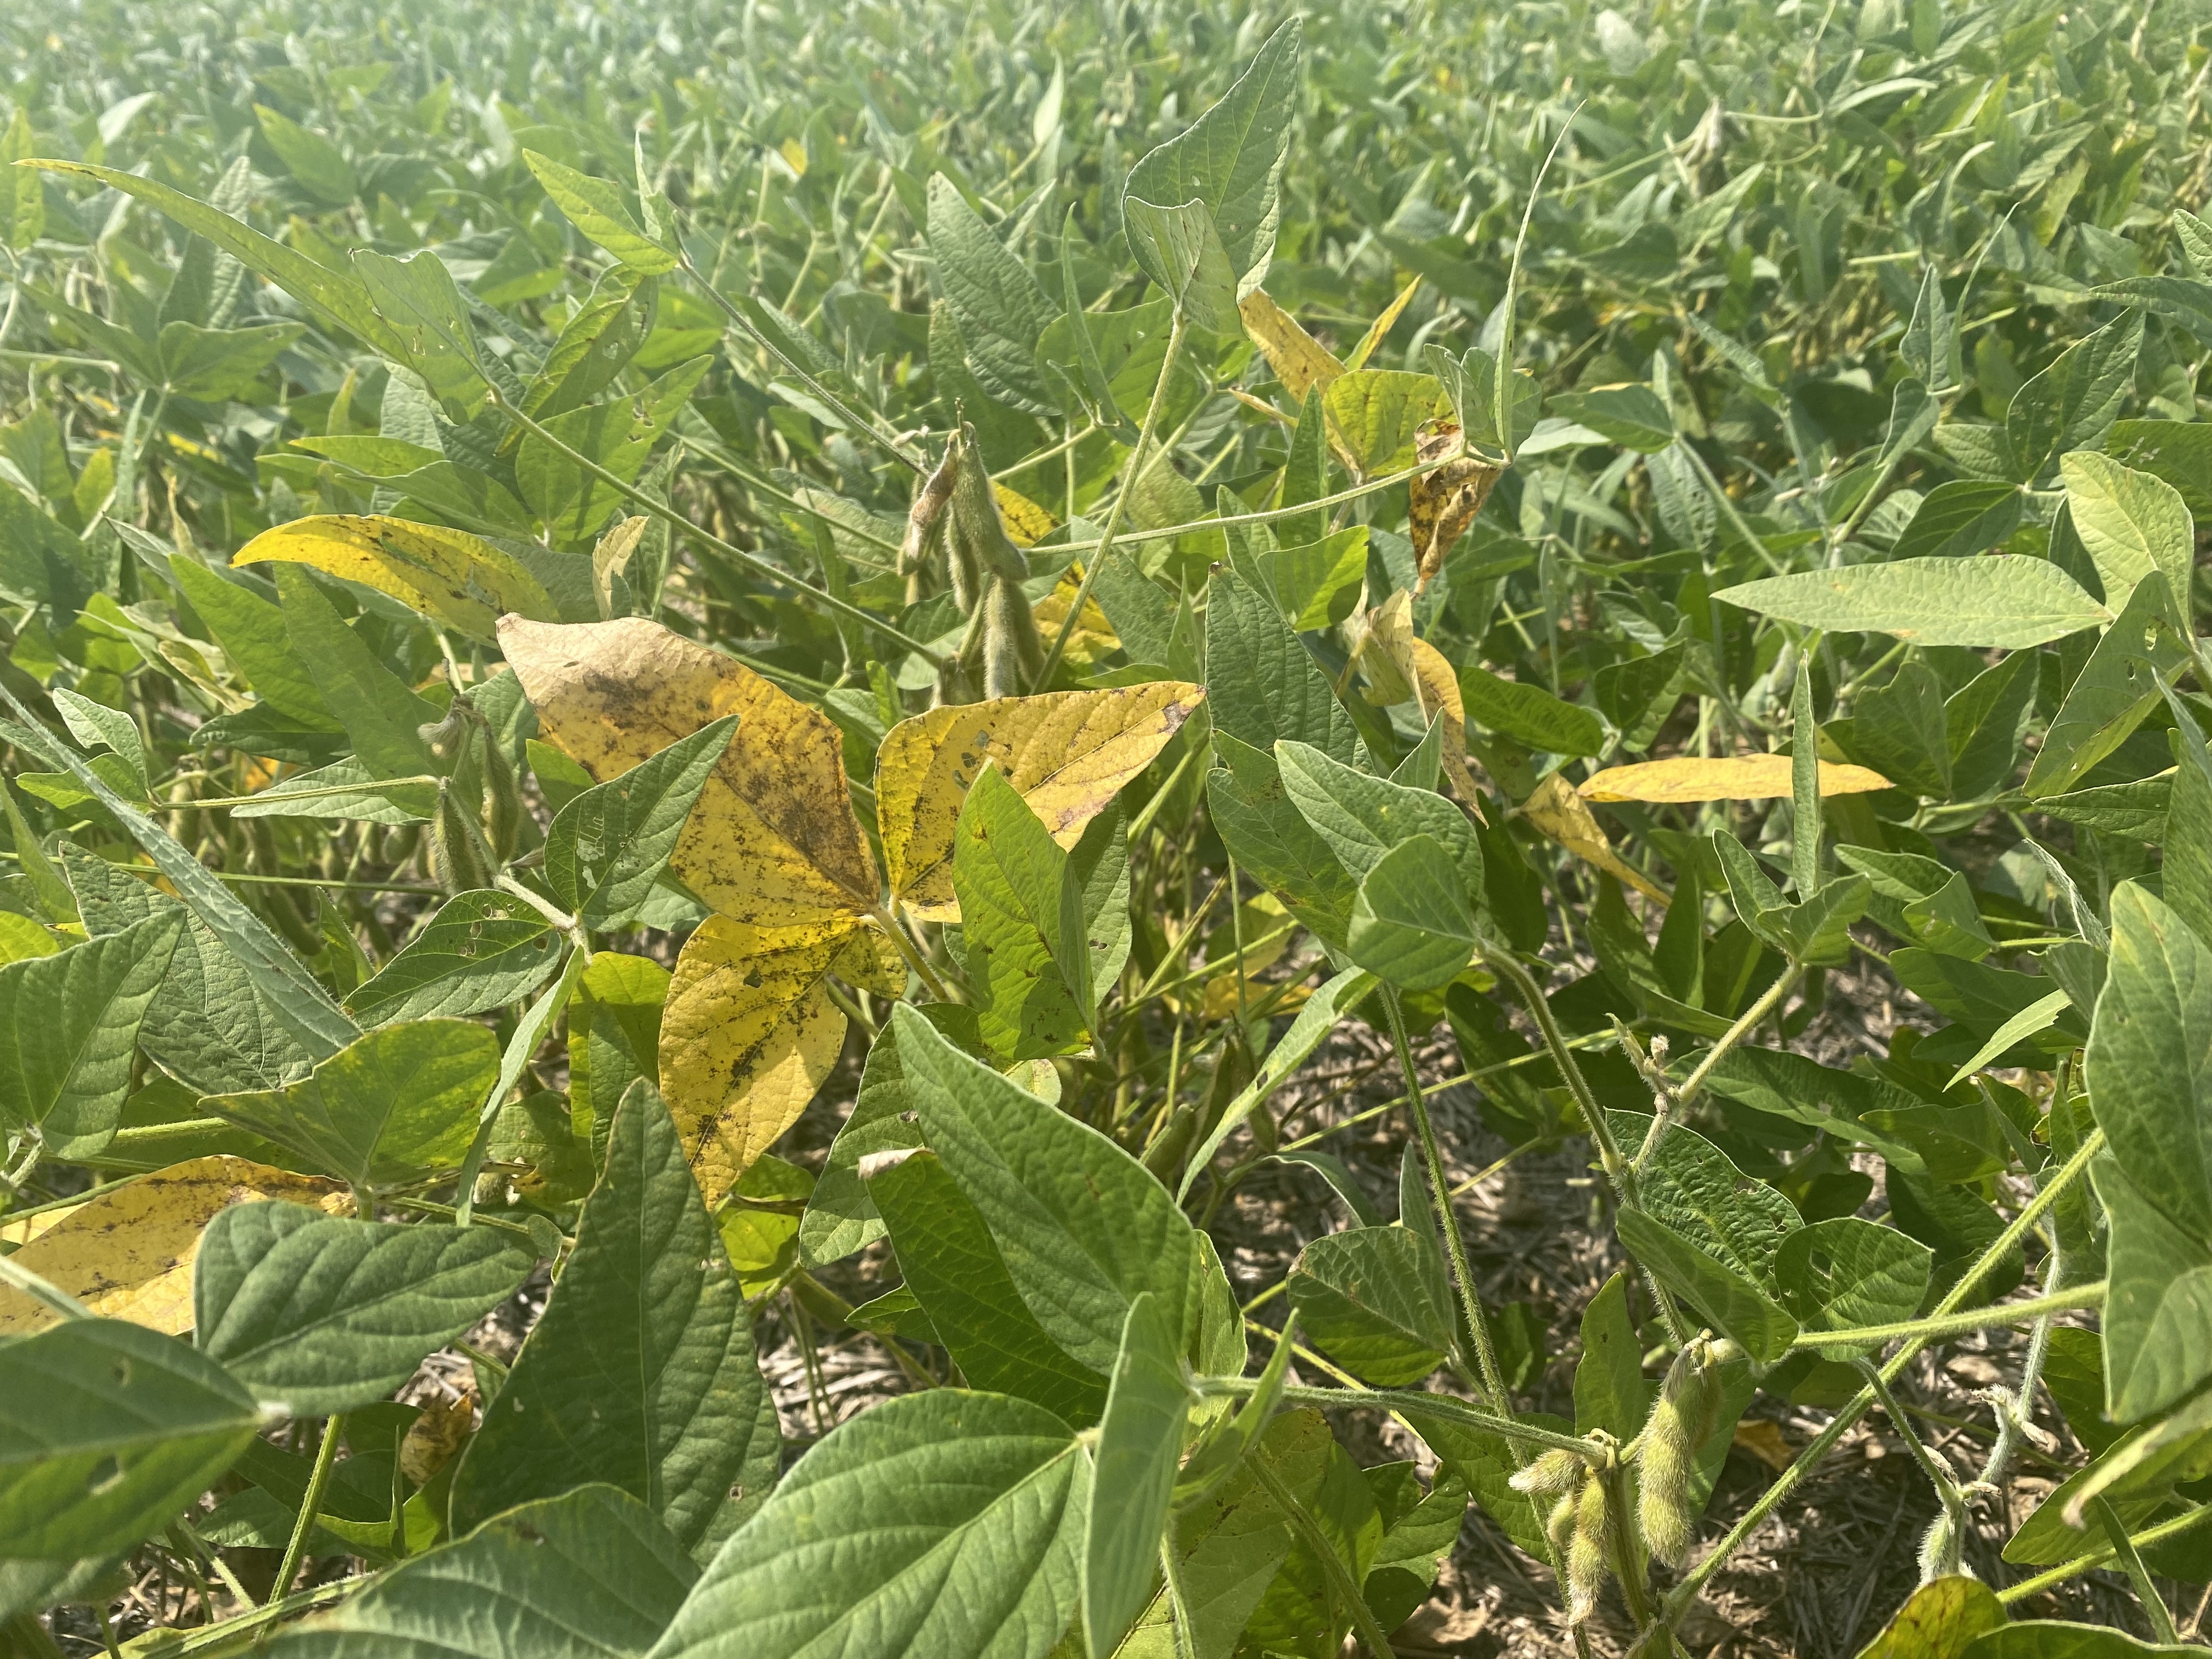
[[430, 782, 495, 894], [1565, 1470, 1611, 1624], [1510, 1447, 1587, 1501], [479, 729, 521, 860], [981, 574, 1042, 698], [1640, 1344, 1723, 1569]]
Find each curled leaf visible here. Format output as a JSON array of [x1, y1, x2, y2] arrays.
[[1409, 422, 1503, 592], [1521, 772, 1667, 904]]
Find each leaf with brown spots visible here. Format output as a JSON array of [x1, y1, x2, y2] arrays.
[[658, 915, 897, 1206], [875, 684, 1205, 922], [1854, 1576, 2006, 1659], [234, 515, 557, 640], [0, 1156, 346, 1335], [1408, 637, 1485, 815], [1409, 421, 1502, 592], [500, 617, 879, 928]]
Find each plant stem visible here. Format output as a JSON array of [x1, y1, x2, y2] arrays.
[[486, 386, 943, 663], [272, 1412, 345, 1603], [1051, 452, 1458, 556], [1857, 1358, 1968, 1577], [2095, 1496, 2180, 1644], [1247, 1451, 1400, 1659], [1659, 1126, 2107, 1627], [1197, 1377, 1602, 1459], [1382, 989, 1512, 1415], [1792, 1281, 2105, 1349], [868, 905, 954, 1002], [1033, 307, 1186, 690], [1668, 961, 1804, 1119]]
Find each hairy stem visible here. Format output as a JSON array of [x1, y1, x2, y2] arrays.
[[1792, 1281, 2105, 1349], [1247, 1451, 1400, 1659], [1382, 989, 1512, 1414], [1198, 1376, 1604, 1459], [2095, 1496, 2179, 1644]]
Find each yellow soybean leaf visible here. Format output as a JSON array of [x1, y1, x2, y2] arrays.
[[1344, 274, 1423, 373], [0, 1157, 346, 1335], [1323, 369, 1453, 476], [1408, 637, 1484, 814], [500, 617, 878, 927], [1032, 568, 1119, 670], [1579, 754, 1892, 804], [993, 483, 1058, 548], [1521, 771, 1668, 905], [1238, 288, 1344, 401], [877, 683, 1206, 921], [658, 916, 885, 1206], [234, 515, 557, 640]]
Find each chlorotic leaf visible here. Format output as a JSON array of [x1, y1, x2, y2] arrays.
[[877, 685, 1203, 921], [1581, 754, 1892, 804], [501, 617, 877, 927], [0, 1158, 346, 1336], [235, 516, 556, 640]]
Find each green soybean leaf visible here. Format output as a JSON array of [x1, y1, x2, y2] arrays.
[[2060, 452, 2195, 612], [266, 1486, 697, 1659], [1891, 479, 2025, 561], [524, 150, 678, 275], [26, 160, 400, 355], [2023, 574, 2189, 799], [1965, 1624, 2197, 1657], [254, 104, 357, 206], [1122, 18, 1302, 294], [1617, 1206, 1799, 1364], [1714, 556, 2108, 648], [1544, 383, 1675, 452], [272, 566, 441, 780], [168, 555, 336, 728], [1573, 1271, 1650, 1442], [194, 1204, 534, 1414], [2004, 309, 2143, 485], [1205, 567, 1357, 764], [1348, 834, 1480, 991], [1259, 528, 1368, 631], [1206, 736, 1359, 952], [346, 891, 561, 1025], [954, 763, 1092, 1060], [1773, 1218, 1933, 1361], [516, 356, 710, 546], [546, 716, 736, 929], [866, 1147, 1109, 1426], [449, 1081, 774, 1551], [63, 849, 316, 1095], [353, 249, 490, 415], [0, 1319, 261, 1561], [1457, 662, 1608, 756], [1277, 739, 1482, 891], [798, 1024, 922, 1267], [1289, 1223, 1455, 1386], [645, 1390, 1086, 1659], [926, 174, 1058, 412], [225, 759, 437, 825], [1321, 369, 1452, 475], [1084, 1291, 1190, 1657], [0, 912, 180, 1159], [2088, 883, 2212, 1421], [1122, 195, 1240, 332], [202, 1018, 500, 1192], [891, 1002, 1198, 1373]]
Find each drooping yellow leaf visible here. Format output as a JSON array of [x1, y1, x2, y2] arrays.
[[877, 684, 1206, 921], [1521, 771, 1668, 904], [0, 1157, 346, 1336], [234, 515, 557, 640], [398, 1389, 475, 1488], [1031, 567, 1119, 670], [1238, 287, 1344, 401], [1353, 590, 1419, 707], [777, 137, 809, 178], [1343, 273, 1423, 373], [992, 483, 1058, 548], [1408, 637, 1485, 815], [658, 916, 891, 1206], [500, 617, 878, 927], [1580, 754, 1893, 804]]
